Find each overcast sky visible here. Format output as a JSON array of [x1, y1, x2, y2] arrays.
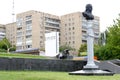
[[0, 0, 120, 32]]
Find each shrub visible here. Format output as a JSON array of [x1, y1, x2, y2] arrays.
[[94, 45, 120, 60]]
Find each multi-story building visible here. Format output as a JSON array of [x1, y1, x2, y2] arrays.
[[0, 24, 6, 40], [16, 10, 60, 51], [5, 22, 16, 46], [60, 12, 99, 51], [4, 10, 99, 52]]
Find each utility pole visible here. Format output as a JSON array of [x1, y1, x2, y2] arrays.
[[12, 0, 15, 22]]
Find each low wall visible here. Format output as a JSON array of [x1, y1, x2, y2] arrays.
[[0, 57, 86, 72]]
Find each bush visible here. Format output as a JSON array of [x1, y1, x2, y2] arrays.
[[94, 45, 120, 60], [0, 49, 7, 52]]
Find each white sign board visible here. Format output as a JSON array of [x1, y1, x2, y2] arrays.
[[45, 32, 59, 56]]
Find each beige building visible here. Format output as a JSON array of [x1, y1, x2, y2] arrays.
[[0, 24, 6, 40], [4, 10, 99, 52], [60, 12, 99, 51], [16, 10, 60, 51], [5, 22, 16, 46]]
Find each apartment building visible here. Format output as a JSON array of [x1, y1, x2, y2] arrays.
[[4, 10, 99, 52], [16, 10, 60, 51], [0, 24, 6, 40], [60, 12, 99, 51], [5, 22, 16, 46]]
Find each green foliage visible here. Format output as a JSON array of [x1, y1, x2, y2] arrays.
[[78, 44, 87, 56], [0, 49, 7, 52], [78, 44, 99, 57], [95, 45, 120, 60], [107, 18, 120, 46], [10, 45, 16, 51], [59, 45, 75, 52], [95, 15, 120, 60], [0, 38, 16, 52], [78, 44, 87, 52]]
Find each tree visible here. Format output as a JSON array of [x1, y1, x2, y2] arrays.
[[107, 17, 120, 47], [0, 38, 16, 53], [78, 44, 87, 52], [95, 15, 120, 60]]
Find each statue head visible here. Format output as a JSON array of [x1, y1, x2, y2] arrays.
[[85, 4, 92, 13], [82, 4, 94, 20]]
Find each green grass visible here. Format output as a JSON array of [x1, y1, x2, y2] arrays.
[[0, 71, 119, 80], [0, 52, 47, 59]]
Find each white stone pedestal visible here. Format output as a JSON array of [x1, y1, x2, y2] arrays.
[[83, 20, 98, 69]]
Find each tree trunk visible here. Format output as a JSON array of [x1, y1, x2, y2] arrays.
[[7, 48, 10, 53]]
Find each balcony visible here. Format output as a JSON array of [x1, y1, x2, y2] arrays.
[[45, 20, 60, 25], [26, 40, 32, 45], [82, 36, 87, 40], [0, 36, 5, 39], [16, 42, 22, 46], [26, 33, 32, 36], [0, 32, 5, 36]]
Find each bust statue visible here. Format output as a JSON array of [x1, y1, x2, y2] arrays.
[[82, 4, 94, 20]]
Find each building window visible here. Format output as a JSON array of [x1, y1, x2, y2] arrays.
[[72, 27, 75, 30], [40, 41, 43, 43], [26, 30, 32, 36], [82, 30, 86, 33], [26, 45, 32, 48], [17, 27, 22, 30], [17, 37, 22, 42], [73, 41, 75, 44], [82, 22, 87, 28], [45, 17, 60, 27], [17, 32, 22, 37], [26, 20, 32, 25], [17, 46, 22, 50], [69, 41, 71, 44], [26, 15, 32, 20], [82, 40, 87, 44], [26, 25, 32, 30], [45, 22, 59, 27], [17, 18, 23, 27], [26, 35, 32, 41], [40, 36, 43, 39], [69, 28, 71, 31]]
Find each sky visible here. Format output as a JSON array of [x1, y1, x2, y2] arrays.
[[0, 0, 120, 32]]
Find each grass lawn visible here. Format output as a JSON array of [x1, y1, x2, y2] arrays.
[[0, 52, 47, 59], [0, 71, 119, 80]]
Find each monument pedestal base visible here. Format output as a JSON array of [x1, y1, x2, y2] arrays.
[[69, 68, 114, 76]]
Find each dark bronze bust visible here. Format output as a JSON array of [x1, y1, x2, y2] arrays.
[[82, 4, 94, 20]]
